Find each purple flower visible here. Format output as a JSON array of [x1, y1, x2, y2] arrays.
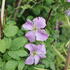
[[65, 10, 70, 16], [22, 17, 49, 42], [25, 43, 46, 65], [67, 0, 70, 2]]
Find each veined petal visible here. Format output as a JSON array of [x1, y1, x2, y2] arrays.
[[34, 55, 40, 65], [33, 17, 46, 28], [25, 55, 34, 65], [25, 31, 35, 42], [37, 44, 46, 54], [25, 43, 36, 52], [39, 54, 46, 58], [36, 30, 49, 41], [22, 20, 33, 30]]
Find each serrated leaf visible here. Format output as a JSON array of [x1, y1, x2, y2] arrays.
[[4, 38, 12, 49], [0, 38, 12, 53], [18, 60, 25, 70], [3, 52, 11, 61], [50, 62, 55, 70], [11, 37, 28, 50], [7, 20, 16, 25], [5, 60, 18, 70], [4, 25, 19, 37], [0, 40, 6, 53], [8, 49, 28, 60]]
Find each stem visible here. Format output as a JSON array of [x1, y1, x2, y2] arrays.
[[52, 45, 65, 62], [64, 42, 70, 70], [14, 0, 22, 20], [65, 16, 70, 26], [46, 8, 53, 24], [0, 20, 3, 40], [64, 16, 70, 70], [0, 0, 5, 39], [1, 0, 6, 25]]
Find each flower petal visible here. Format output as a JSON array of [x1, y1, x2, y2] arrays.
[[37, 44, 46, 54], [39, 54, 46, 58], [25, 31, 35, 42], [67, 0, 70, 2], [22, 20, 33, 30], [33, 17, 46, 28], [25, 43, 37, 52], [36, 30, 49, 41], [25, 55, 34, 65], [34, 55, 40, 65]]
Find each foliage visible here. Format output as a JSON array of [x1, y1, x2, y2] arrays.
[[0, 0, 70, 70]]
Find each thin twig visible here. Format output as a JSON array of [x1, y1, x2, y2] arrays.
[[14, 0, 23, 20], [0, 17, 3, 39], [46, 8, 53, 24]]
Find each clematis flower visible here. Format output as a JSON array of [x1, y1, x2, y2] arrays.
[[25, 43, 46, 65], [22, 17, 49, 42], [67, 0, 70, 2]]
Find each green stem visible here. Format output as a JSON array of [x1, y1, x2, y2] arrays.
[[52, 45, 66, 62]]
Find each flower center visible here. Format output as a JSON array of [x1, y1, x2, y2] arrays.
[[33, 24, 38, 31], [33, 27, 37, 31], [32, 51, 37, 56]]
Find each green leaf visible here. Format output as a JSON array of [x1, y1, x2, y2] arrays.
[[11, 37, 28, 50], [0, 58, 2, 68], [0, 40, 7, 53], [4, 25, 19, 37], [0, 61, 5, 70], [0, 38, 12, 53], [3, 52, 11, 61], [50, 62, 55, 70], [4, 38, 12, 49], [27, 16, 33, 20], [7, 20, 16, 25], [42, 59, 50, 68], [46, 0, 53, 5], [35, 64, 44, 69], [33, 7, 41, 15], [8, 49, 28, 60], [5, 60, 18, 70], [18, 60, 25, 70]]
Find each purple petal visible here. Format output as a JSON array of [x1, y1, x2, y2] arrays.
[[25, 55, 34, 65], [33, 17, 46, 28], [22, 20, 33, 30], [67, 0, 70, 2], [25, 31, 35, 42], [37, 44, 46, 54], [34, 55, 40, 65], [25, 43, 37, 53], [36, 30, 49, 41], [39, 54, 46, 58]]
